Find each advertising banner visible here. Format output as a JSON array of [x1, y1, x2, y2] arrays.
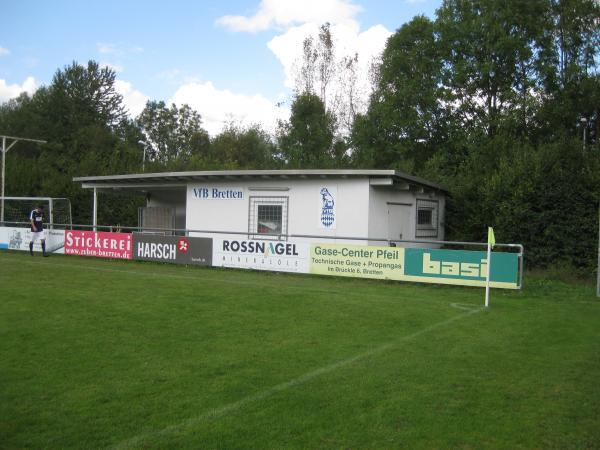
[[0, 227, 65, 253], [213, 238, 309, 273], [403, 248, 519, 289], [64, 230, 132, 259], [133, 233, 212, 265], [309, 243, 520, 289], [311, 244, 404, 280]]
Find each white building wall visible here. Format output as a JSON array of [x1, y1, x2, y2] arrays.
[[185, 178, 371, 244], [368, 186, 446, 248], [142, 179, 446, 248]]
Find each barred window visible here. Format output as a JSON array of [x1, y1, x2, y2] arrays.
[[418, 209, 433, 226], [416, 199, 439, 238], [248, 197, 288, 239]]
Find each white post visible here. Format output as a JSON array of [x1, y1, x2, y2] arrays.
[[48, 198, 54, 230], [485, 242, 492, 307], [93, 188, 97, 232]]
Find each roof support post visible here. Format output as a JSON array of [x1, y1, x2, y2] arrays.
[[93, 187, 97, 232]]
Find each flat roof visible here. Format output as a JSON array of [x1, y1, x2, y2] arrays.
[[73, 169, 448, 192]]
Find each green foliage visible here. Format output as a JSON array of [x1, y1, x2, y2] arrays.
[[278, 93, 347, 168], [352, 0, 600, 270], [351, 16, 446, 171], [48, 60, 127, 131], [0, 61, 144, 226], [137, 101, 210, 165], [211, 122, 278, 169]]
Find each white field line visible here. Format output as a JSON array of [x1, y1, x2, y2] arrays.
[[0, 257, 479, 310], [449, 302, 480, 311], [109, 306, 483, 449]]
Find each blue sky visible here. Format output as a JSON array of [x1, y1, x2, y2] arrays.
[[1, 0, 442, 134]]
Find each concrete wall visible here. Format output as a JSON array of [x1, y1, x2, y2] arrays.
[[185, 178, 371, 244]]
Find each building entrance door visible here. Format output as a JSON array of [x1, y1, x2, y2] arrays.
[[387, 203, 412, 242]]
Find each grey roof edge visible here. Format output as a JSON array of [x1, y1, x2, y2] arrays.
[[73, 169, 448, 192], [391, 170, 448, 192]]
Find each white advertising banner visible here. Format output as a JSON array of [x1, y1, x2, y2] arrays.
[[212, 238, 309, 273], [318, 186, 337, 229], [0, 227, 65, 253]]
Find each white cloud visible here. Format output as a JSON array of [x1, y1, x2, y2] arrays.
[[100, 62, 124, 73], [115, 80, 148, 118], [171, 81, 288, 135], [0, 76, 38, 103], [0, 46, 9, 56], [217, 0, 361, 32], [97, 43, 115, 54]]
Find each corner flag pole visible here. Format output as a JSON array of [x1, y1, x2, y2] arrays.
[[485, 227, 495, 308]]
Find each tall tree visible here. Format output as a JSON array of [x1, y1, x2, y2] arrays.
[[352, 16, 447, 171], [137, 101, 209, 166], [49, 60, 127, 131], [278, 93, 343, 168], [436, 0, 547, 138], [294, 23, 362, 137], [211, 122, 277, 169], [0, 60, 144, 226]]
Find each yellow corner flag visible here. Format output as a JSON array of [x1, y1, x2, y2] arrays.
[[488, 227, 496, 248]]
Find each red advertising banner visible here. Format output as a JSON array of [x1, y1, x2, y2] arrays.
[[64, 230, 133, 259]]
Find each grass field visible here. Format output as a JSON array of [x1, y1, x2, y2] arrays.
[[1, 250, 599, 449]]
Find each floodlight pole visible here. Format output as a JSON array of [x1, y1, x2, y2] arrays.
[[1, 135, 47, 224]]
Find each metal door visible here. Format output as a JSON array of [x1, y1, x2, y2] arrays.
[[387, 203, 412, 242]]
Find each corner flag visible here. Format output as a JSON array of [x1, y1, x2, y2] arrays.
[[488, 227, 495, 248]]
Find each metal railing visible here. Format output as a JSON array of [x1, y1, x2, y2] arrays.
[[1, 220, 525, 289]]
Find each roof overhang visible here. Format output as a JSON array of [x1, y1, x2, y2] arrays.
[[74, 169, 448, 193]]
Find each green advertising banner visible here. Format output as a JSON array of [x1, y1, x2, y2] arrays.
[[309, 244, 520, 289], [403, 248, 520, 289]]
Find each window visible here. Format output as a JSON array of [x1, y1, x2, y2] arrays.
[[416, 199, 439, 238], [257, 204, 282, 234], [417, 209, 433, 227], [249, 197, 288, 239]]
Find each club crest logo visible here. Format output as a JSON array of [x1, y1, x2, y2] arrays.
[[178, 238, 189, 254], [320, 187, 335, 228]]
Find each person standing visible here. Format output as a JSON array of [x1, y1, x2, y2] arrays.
[[29, 205, 47, 256]]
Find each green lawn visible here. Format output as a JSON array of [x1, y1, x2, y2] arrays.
[[1, 250, 599, 449]]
